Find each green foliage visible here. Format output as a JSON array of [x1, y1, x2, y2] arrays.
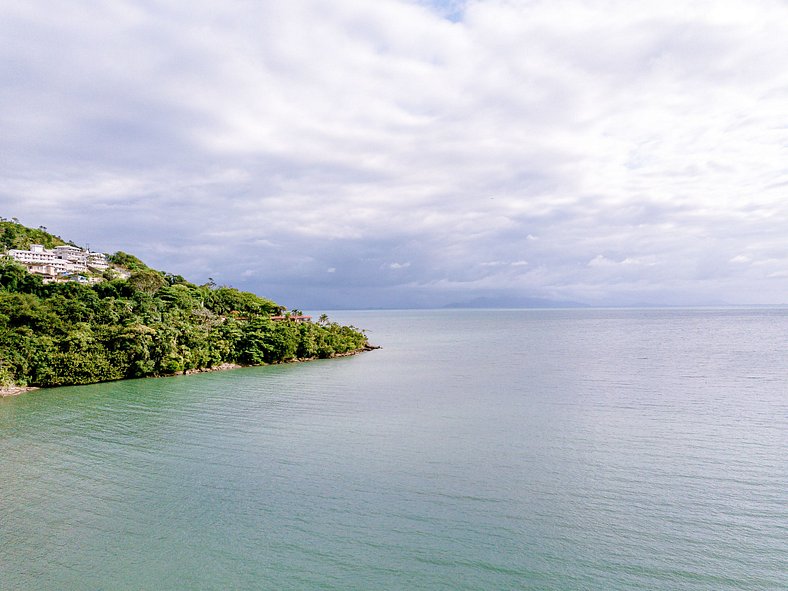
[[206, 287, 283, 316], [108, 251, 149, 272], [128, 269, 167, 294], [0, 256, 368, 389], [0, 219, 67, 250], [0, 260, 45, 295]]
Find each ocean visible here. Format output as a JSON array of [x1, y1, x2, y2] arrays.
[[1, 308, 786, 590]]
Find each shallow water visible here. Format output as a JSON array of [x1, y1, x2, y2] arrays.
[[1, 308, 786, 590]]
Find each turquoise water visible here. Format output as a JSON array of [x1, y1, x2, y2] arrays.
[[1, 308, 786, 590]]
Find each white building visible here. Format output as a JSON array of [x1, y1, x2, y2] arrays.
[[27, 262, 66, 277], [53, 245, 82, 257], [86, 252, 109, 270], [5, 243, 110, 280], [7, 244, 58, 265]]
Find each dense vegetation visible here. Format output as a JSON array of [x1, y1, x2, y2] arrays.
[[1, 218, 68, 250], [0, 225, 369, 388]]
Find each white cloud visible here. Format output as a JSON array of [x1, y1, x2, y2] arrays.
[[588, 255, 615, 268], [1, 0, 787, 306], [482, 260, 528, 267]]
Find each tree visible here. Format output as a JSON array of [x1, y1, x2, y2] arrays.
[[128, 270, 166, 294], [108, 251, 149, 271]]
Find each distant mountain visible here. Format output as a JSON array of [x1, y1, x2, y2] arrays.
[[442, 295, 588, 309]]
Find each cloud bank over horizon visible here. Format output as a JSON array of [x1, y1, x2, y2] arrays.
[[2, 0, 787, 307]]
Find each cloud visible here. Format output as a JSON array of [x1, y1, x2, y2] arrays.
[[1, 0, 787, 306]]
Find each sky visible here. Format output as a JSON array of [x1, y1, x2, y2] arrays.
[[2, 0, 787, 308]]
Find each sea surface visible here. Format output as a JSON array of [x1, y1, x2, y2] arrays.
[[1, 308, 786, 590]]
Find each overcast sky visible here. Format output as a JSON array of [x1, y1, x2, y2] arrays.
[[2, 0, 787, 308]]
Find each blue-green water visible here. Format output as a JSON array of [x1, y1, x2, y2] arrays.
[[1, 308, 786, 590]]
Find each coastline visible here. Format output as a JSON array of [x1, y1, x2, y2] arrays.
[[181, 344, 380, 375], [1, 386, 40, 398], [1, 344, 381, 398]]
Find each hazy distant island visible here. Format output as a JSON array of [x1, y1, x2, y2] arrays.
[[0, 219, 374, 395]]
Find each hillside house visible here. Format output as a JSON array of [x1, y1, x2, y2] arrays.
[[270, 314, 312, 323], [5, 244, 110, 282]]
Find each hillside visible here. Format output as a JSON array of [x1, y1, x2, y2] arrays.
[[0, 218, 68, 250], [0, 221, 370, 389]]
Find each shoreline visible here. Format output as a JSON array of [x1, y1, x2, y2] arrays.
[[0, 386, 40, 398], [0, 344, 381, 398], [181, 344, 381, 375]]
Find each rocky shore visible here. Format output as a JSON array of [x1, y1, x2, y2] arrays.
[[0, 386, 40, 398], [182, 362, 244, 376], [181, 345, 381, 374]]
